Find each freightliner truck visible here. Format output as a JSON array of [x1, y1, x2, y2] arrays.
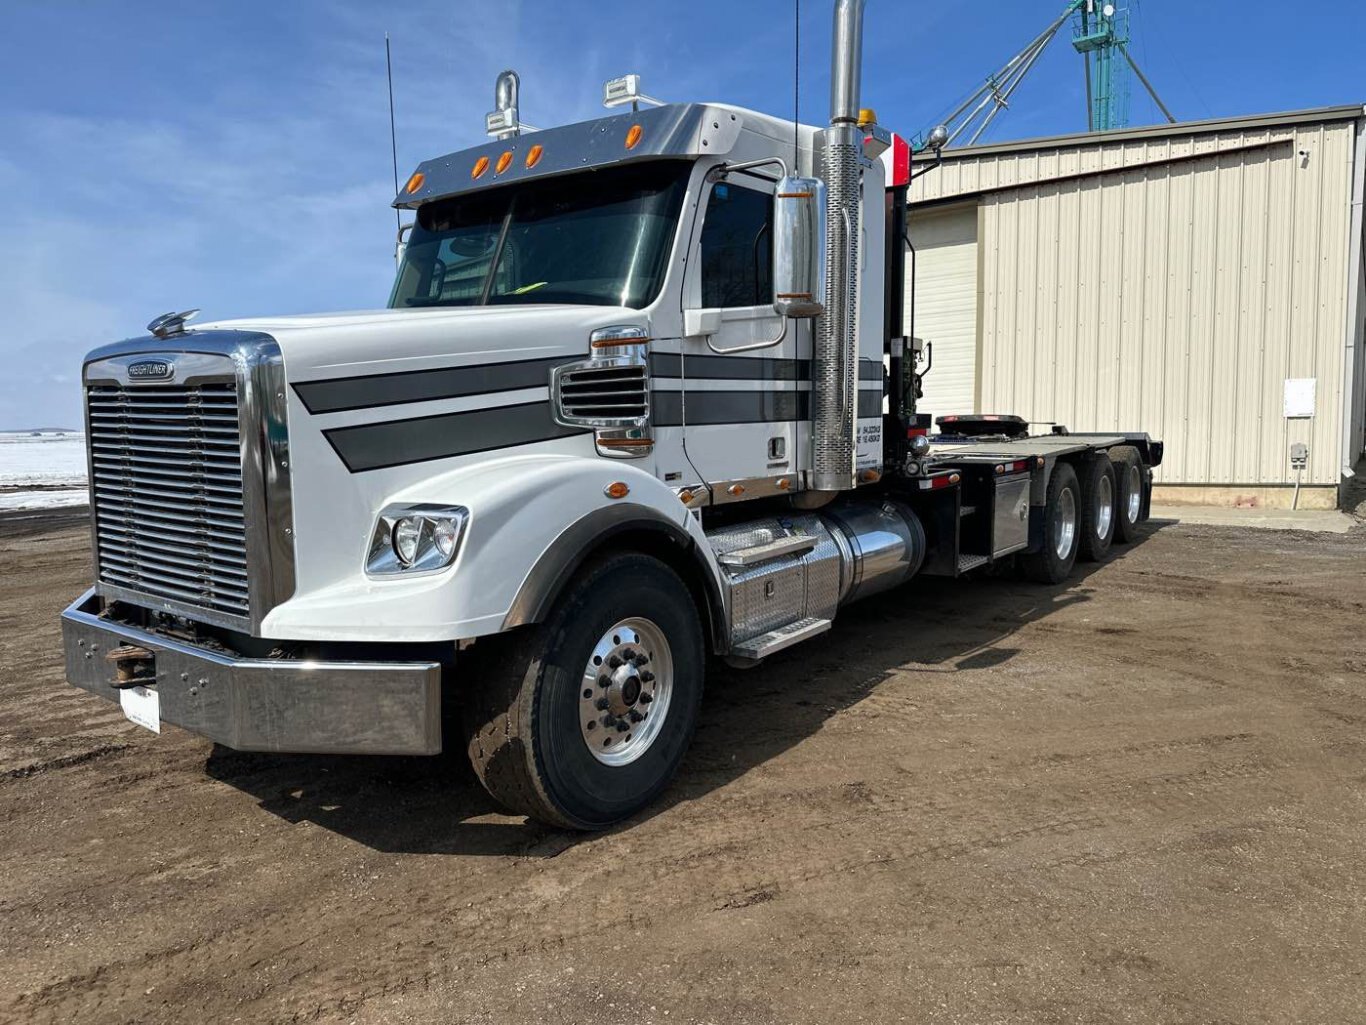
[[62, 0, 1162, 829]]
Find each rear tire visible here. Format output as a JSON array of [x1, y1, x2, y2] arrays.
[[1020, 462, 1080, 584], [1109, 446, 1143, 544], [462, 552, 705, 830], [1077, 455, 1117, 562]]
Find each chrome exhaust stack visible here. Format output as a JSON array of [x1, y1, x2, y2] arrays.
[[812, 0, 867, 493]]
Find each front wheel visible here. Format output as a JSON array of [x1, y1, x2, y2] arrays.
[[462, 552, 705, 830]]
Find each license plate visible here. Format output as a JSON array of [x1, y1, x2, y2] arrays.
[[119, 685, 161, 734]]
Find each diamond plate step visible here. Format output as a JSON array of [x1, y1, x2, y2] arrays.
[[718, 534, 818, 568], [957, 553, 989, 574], [731, 617, 832, 661]]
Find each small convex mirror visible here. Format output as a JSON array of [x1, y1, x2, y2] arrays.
[[772, 175, 827, 319]]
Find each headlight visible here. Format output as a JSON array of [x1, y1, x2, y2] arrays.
[[367, 504, 469, 576]]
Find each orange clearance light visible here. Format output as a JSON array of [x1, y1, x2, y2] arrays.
[[471, 156, 490, 180], [495, 150, 514, 174], [625, 124, 643, 150], [525, 143, 544, 168], [727, 483, 746, 497], [605, 481, 631, 500], [404, 171, 425, 194], [859, 469, 882, 484]]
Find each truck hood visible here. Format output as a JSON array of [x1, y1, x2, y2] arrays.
[[196, 305, 645, 381]]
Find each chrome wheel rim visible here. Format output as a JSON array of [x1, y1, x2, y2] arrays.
[[1054, 487, 1077, 560], [578, 617, 673, 767], [1096, 474, 1114, 538], [1126, 465, 1142, 523]]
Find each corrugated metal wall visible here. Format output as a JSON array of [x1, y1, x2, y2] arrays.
[[912, 117, 1359, 486], [906, 206, 979, 417]]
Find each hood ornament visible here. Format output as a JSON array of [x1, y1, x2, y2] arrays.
[[147, 309, 200, 339]]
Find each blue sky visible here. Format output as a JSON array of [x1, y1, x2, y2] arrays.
[[1, 0, 1362, 428]]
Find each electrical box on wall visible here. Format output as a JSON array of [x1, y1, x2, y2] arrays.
[[1284, 378, 1316, 419]]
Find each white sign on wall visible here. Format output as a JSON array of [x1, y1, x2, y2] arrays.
[[1284, 378, 1316, 419]]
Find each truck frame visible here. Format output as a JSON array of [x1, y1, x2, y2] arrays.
[[61, 0, 1162, 829]]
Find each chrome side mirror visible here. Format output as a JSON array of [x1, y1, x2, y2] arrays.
[[772, 176, 827, 319]]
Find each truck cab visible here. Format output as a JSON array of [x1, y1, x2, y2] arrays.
[[61, 1, 1160, 829]]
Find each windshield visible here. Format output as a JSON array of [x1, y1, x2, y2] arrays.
[[389, 161, 692, 310]]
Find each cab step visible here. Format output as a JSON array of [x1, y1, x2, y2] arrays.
[[731, 617, 832, 661], [957, 553, 989, 574], [718, 534, 818, 568]]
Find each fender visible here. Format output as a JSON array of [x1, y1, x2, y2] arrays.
[[261, 453, 724, 645], [501, 501, 728, 652]]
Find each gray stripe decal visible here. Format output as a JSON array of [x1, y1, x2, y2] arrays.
[[295, 355, 574, 414], [324, 400, 587, 472], [654, 387, 881, 426], [649, 353, 810, 380], [649, 353, 882, 383], [654, 390, 808, 426]]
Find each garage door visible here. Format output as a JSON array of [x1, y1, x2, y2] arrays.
[[906, 205, 978, 419]]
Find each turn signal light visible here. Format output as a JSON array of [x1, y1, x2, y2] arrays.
[[605, 482, 631, 500]]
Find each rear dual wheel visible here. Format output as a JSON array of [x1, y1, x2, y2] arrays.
[[1109, 446, 1144, 544], [1077, 455, 1117, 562], [1020, 462, 1080, 584]]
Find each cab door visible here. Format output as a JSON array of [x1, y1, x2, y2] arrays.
[[675, 173, 809, 497]]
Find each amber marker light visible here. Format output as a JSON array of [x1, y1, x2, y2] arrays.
[[495, 150, 514, 174], [604, 482, 631, 500], [404, 172, 425, 194], [625, 124, 643, 150], [524, 144, 544, 168], [471, 156, 490, 179]]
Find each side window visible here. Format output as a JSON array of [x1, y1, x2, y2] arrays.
[[699, 182, 773, 308]]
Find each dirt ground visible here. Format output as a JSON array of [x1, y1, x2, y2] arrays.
[[2, 511, 1364, 1025]]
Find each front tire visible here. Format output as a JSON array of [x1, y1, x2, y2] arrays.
[[463, 552, 705, 830], [1020, 461, 1080, 584]]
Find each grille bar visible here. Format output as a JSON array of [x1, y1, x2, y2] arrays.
[[88, 381, 251, 621]]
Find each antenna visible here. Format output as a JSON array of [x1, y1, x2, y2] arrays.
[[386, 32, 400, 232], [792, 0, 800, 170]]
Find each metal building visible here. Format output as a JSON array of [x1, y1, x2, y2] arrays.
[[906, 105, 1366, 509]]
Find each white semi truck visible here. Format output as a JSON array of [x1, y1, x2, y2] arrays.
[[62, 0, 1162, 829]]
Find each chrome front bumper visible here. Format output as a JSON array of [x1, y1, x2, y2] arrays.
[[60, 590, 442, 755]]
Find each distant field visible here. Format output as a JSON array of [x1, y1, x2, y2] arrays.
[[0, 433, 88, 511]]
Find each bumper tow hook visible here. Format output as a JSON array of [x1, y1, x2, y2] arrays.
[[105, 644, 157, 689]]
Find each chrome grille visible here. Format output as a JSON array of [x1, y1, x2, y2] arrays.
[[552, 360, 649, 428], [87, 382, 250, 621]]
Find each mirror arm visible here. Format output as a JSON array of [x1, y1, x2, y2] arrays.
[[708, 156, 791, 183]]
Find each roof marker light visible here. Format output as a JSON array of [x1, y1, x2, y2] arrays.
[[625, 125, 643, 150], [404, 172, 425, 194], [525, 143, 544, 168], [471, 156, 490, 180], [495, 150, 514, 174]]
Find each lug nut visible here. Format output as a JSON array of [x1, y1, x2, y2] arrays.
[[628, 710, 643, 723], [599, 675, 611, 688], [635, 653, 650, 666], [639, 671, 655, 684], [607, 655, 624, 669], [622, 648, 637, 660], [616, 721, 629, 733], [639, 692, 653, 704], [596, 697, 609, 711]]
